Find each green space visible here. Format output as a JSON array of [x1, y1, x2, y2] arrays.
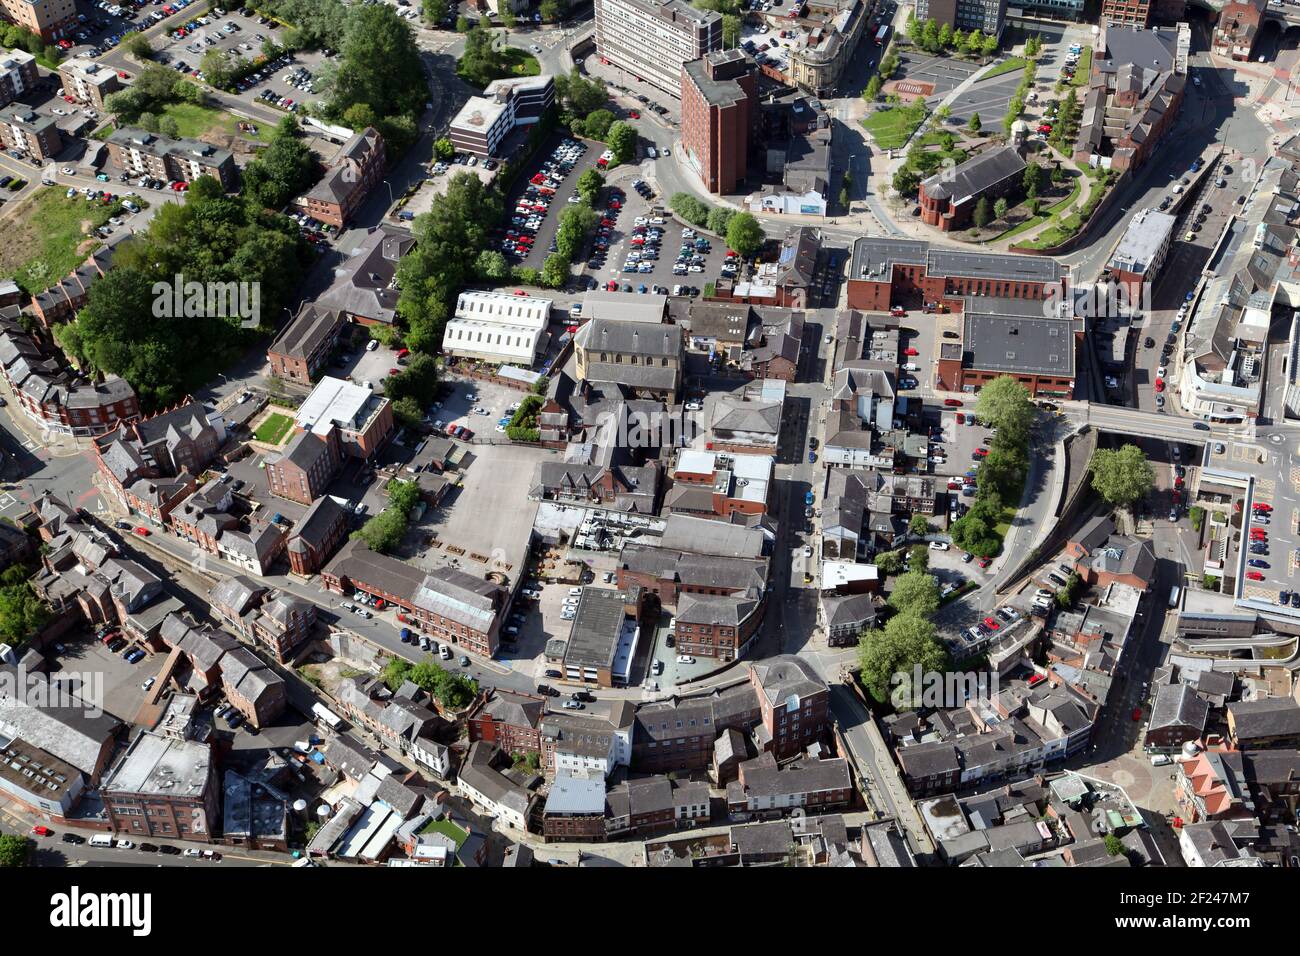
[[254, 412, 294, 444], [980, 56, 1028, 80], [862, 105, 926, 150], [420, 817, 468, 847], [6, 190, 127, 295], [158, 100, 241, 139], [498, 46, 541, 78], [1071, 47, 1092, 86]]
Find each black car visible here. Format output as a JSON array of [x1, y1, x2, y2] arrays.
[[138, 843, 159, 853], [1290, 592, 1300, 609], [158, 844, 181, 856], [1144, 337, 1155, 349], [62, 833, 86, 845]]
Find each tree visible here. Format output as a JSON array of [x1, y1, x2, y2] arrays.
[[582, 108, 615, 140], [1089, 444, 1155, 510], [967, 111, 982, 133], [541, 253, 570, 288], [892, 166, 920, 196], [722, 13, 741, 48], [498, 4, 517, 28], [864, 74, 883, 101], [921, 18, 940, 53], [725, 212, 764, 258], [241, 116, 318, 209], [124, 31, 153, 59], [938, 23, 953, 49], [1022, 162, 1042, 196], [993, 197, 1009, 221], [669, 192, 710, 227], [950, 513, 1000, 558], [0, 564, 49, 648], [455, 14, 470, 31], [973, 196, 992, 229], [475, 249, 510, 282], [434, 137, 454, 160], [455, 20, 505, 87], [539, 0, 561, 22], [576, 168, 604, 204], [908, 514, 931, 537], [975, 375, 1036, 441], [706, 206, 735, 236], [422, 0, 450, 24], [1104, 833, 1127, 857], [606, 120, 637, 165], [857, 613, 948, 704], [965, 29, 984, 55], [980, 34, 999, 59], [0, 834, 32, 868], [888, 570, 941, 618], [906, 12, 921, 44], [874, 549, 905, 577]]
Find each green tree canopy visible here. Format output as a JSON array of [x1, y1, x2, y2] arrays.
[[887, 570, 941, 618], [0, 834, 32, 868], [725, 212, 765, 258], [1089, 444, 1155, 509], [975, 375, 1036, 442], [857, 613, 948, 704], [606, 121, 638, 164]]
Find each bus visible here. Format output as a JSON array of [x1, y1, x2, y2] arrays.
[[875, 24, 889, 46]]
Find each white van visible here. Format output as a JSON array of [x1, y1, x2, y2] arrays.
[[1168, 585, 1182, 609], [1150, 754, 1172, 767], [89, 833, 114, 848]]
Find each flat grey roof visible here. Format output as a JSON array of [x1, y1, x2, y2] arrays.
[[1109, 208, 1177, 275], [564, 588, 629, 671], [963, 299, 1075, 378]]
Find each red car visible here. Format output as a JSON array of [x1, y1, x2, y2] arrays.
[[606, 280, 619, 291], [1154, 379, 1165, 392], [973, 447, 988, 458], [459, 427, 474, 440], [118, 70, 131, 80], [1254, 503, 1273, 512], [63, 95, 76, 103], [890, 306, 907, 316], [904, 347, 919, 356], [978, 557, 992, 569], [389, 367, 399, 375], [1246, 571, 1265, 581], [1036, 124, 1052, 134], [31, 825, 52, 837], [134, 527, 150, 537], [982, 616, 1000, 631], [1132, 706, 1142, 722], [446, 423, 459, 437], [396, 348, 410, 358], [944, 398, 963, 407], [628, 109, 640, 119]]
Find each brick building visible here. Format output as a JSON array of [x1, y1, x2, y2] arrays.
[[285, 494, 350, 576], [265, 430, 338, 505], [0, 0, 78, 40], [0, 49, 37, 106], [321, 539, 505, 657], [1212, 0, 1265, 62], [468, 690, 545, 755], [267, 304, 344, 385], [101, 732, 220, 843], [302, 127, 385, 228], [0, 104, 62, 160], [681, 49, 757, 194], [845, 237, 1065, 312], [918, 145, 1026, 232], [107, 127, 237, 188], [58, 56, 120, 109], [933, 296, 1079, 399]]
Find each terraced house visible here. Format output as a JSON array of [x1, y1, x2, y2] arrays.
[[302, 126, 385, 228]]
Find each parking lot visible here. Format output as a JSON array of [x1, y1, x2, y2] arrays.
[[894, 50, 982, 103], [150, 5, 332, 115], [48, 628, 166, 721], [58, 0, 186, 58], [587, 171, 734, 295], [498, 134, 599, 271]]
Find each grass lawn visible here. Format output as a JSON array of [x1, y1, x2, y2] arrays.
[[4, 189, 126, 295], [254, 412, 294, 445], [1071, 47, 1091, 86], [862, 106, 926, 150], [159, 101, 240, 139], [980, 56, 1028, 80], [499, 47, 541, 78]]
